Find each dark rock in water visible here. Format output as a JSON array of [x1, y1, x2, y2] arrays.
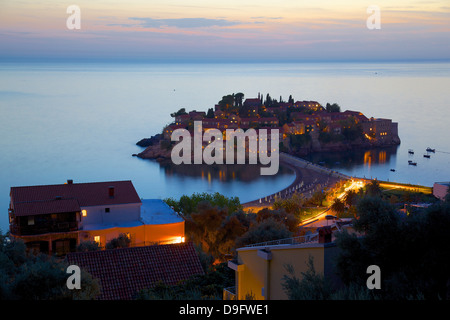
[[136, 134, 162, 147], [135, 141, 172, 160]]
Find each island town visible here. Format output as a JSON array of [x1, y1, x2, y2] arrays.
[[135, 92, 401, 162], [2, 93, 450, 302]]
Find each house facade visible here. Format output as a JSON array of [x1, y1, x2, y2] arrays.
[[8, 180, 185, 255], [224, 226, 348, 300], [164, 124, 187, 140], [362, 117, 399, 142], [294, 100, 323, 111]]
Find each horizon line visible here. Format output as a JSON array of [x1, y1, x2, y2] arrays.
[[1, 57, 450, 65]]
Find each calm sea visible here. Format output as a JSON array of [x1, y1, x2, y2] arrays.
[[1, 61, 449, 232]]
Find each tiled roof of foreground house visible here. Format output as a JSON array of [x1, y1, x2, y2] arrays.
[[66, 242, 204, 300], [10, 180, 141, 216]]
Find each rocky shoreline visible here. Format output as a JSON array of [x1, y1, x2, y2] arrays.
[[133, 134, 172, 162]]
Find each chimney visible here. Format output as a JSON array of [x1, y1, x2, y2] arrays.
[[108, 186, 115, 198], [67, 179, 73, 185]]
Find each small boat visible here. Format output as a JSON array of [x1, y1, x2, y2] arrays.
[[426, 147, 435, 153], [423, 154, 431, 158], [408, 149, 414, 154], [408, 161, 417, 166], [390, 169, 396, 172]]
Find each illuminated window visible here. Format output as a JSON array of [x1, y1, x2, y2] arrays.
[[94, 236, 100, 244], [28, 216, 35, 226], [82, 210, 87, 217]]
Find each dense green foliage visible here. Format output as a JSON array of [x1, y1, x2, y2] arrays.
[[281, 183, 450, 300], [76, 240, 101, 252], [184, 203, 300, 261], [318, 131, 345, 143], [165, 193, 302, 262], [164, 192, 242, 217], [170, 108, 187, 118], [341, 117, 363, 141], [282, 256, 375, 300], [0, 231, 100, 300], [235, 218, 293, 248], [325, 103, 341, 113], [217, 93, 246, 114], [334, 196, 450, 300], [105, 233, 131, 249], [289, 134, 312, 151], [206, 107, 215, 118], [317, 115, 363, 143], [273, 189, 327, 210], [185, 202, 247, 261], [330, 198, 345, 215]]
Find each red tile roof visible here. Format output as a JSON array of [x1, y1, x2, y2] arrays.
[[14, 198, 81, 216], [342, 110, 369, 122], [244, 98, 262, 104], [11, 180, 141, 216], [165, 124, 187, 131], [66, 242, 205, 300]]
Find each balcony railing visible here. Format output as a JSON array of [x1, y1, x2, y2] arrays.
[[244, 233, 319, 248], [10, 221, 79, 236], [223, 286, 236, 300]]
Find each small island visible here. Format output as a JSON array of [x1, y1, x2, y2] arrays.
[[135, 92, 400, 161]]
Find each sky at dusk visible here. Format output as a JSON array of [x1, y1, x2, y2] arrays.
[[0, 0, 449, 62]]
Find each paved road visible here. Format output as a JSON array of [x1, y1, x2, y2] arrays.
[[299, 180, 364, 228], [242, 153, 346, 211]]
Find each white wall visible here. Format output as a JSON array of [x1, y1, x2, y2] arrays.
[[79, 202, 141, 227]]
